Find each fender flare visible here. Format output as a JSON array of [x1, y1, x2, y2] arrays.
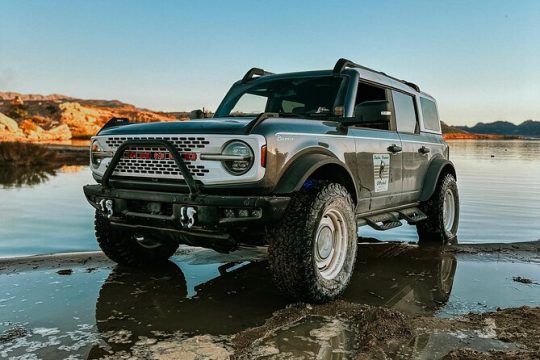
[[273, 153, 358, 202], [419, 157, 457, 202]]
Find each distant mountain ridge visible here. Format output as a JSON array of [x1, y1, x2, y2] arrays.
[[0, 92, 74, 102], [457, 120, 540, 138]]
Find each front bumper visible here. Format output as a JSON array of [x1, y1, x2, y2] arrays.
[[83, 184, 290, 232]]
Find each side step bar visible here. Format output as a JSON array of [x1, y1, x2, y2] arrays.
[[360, 207, 427, 231], [365, 213, 402, 231], [398, 207, 428, 224]]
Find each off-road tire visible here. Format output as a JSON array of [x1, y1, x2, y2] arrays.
[[268, 182, 357, 303], [94, 211, 179, 266], [417, 173, 459, 245]]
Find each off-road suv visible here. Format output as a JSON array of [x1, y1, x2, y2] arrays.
[[84, 58, 459, 302]]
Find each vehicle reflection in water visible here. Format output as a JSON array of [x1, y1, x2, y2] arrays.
[[345, 244, 456, 315], [89, 244, 456, 357]]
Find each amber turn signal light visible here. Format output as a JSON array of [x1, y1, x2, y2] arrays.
[[261, 145, 267, 168]]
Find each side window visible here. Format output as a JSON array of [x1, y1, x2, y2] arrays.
[[392, 90, 418, 134], [281, 99, 305, 113], [353, 82, 392, 130], [230, 93, 268, 116], [420, 97, 441, 132]]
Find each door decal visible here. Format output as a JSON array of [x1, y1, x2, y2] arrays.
[[373, 154, 390, 192]]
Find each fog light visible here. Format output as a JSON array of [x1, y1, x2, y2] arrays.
[[251, 209, 262, 217], [238, 209, 249, 217], [224, 209, 236, 218]]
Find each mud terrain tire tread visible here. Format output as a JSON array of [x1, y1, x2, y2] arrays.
[[94, 211, 179, 266], [417, 173, 459, 245], [268, 182, 357, 303]]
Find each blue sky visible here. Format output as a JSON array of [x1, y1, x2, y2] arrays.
[[1, 0, 539, 126]]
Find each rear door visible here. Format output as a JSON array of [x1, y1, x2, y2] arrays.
[[349, 81, 404, 214], [392, 90, 429, 203]]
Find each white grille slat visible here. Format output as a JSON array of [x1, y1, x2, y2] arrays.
[[105, 136, 211, 178], [94, 134, 266, 185]]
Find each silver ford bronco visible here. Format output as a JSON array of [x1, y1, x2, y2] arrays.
[[84, 58, 459, 302]]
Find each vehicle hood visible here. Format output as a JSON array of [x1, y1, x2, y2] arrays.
[[97, 117, 256, 136]]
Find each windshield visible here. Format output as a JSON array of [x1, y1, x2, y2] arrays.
[[215, 75, 346, 119]]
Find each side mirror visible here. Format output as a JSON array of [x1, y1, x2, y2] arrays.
[[189, 109, 204, 119]]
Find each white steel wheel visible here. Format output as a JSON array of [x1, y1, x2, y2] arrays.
[[315, 207, 348, 280], [442, 189, 456, 232], [268, 182, 357, 303]]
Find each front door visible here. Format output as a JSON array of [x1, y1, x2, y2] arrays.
[[348, 81, 404, 214]]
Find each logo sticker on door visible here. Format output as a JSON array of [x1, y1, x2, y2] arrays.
[[373, 154, 390, 192]]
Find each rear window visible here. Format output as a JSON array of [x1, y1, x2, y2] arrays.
[[420, 97, 441, 132], [392, 90, 418, 133]]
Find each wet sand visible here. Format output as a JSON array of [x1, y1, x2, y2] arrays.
[[0, 240, 539, 359]]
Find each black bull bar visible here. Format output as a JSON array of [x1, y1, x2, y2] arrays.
[[101, 139, 200, 198]]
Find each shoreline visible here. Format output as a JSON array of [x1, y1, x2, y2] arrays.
[[1, 239, 538, 271], [0, 240, 538, 359]]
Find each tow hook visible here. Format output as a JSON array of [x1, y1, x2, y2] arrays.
[[99, 199, 114, 219], [180, 206, 197, 229]]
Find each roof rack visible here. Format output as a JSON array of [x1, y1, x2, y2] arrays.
[[241, 67, 273, 83], [333, 58, 420, 92]]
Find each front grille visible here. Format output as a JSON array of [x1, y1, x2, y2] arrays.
[[105, 136, 210, 152], [95, 134, 265, 185], [113, 146, 210, 177]]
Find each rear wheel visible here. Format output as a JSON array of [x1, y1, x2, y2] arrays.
[[94, 211, 179, 266], [268, 182, 357, 303], [417, 173, 459, 245]]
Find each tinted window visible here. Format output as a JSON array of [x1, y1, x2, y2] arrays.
[[353, 82, 392, 130], [281, 99, 305, 113], [420, 97, 441, 132], [392, 91, 418, 133]]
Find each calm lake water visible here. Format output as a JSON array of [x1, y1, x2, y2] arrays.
[[0, 140, 539, 258]]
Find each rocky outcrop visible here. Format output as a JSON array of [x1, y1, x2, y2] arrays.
[[0, 113, 25, 140], [19, 119, 72, 141], [58, 102, 112, 137], [0, 113, 72, 142], [56, 101, 178, 137], [0, 112, 22, 133], [0, 92, 181, 141]]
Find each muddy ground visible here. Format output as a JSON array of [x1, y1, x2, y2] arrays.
[[0, 240, 539, 359]]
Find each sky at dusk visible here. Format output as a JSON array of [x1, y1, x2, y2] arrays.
[[1, 0, 539, 126]]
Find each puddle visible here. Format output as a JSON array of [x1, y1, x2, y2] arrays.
[[412, 329, 523, 360], [0, 243, 539, 358], [242, 316, 356, 359]]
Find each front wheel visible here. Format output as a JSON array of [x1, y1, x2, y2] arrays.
[[94, 211, 179, 266], [417, 173, 460, 245], [268, 182, 358, 303]]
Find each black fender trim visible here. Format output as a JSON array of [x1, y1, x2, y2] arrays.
[[419, 157, 457, 202], [273, 153, 358, 202]]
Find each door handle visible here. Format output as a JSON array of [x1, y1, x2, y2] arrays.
[[387, 144, 402, 154], [418, 146, 430, 154]]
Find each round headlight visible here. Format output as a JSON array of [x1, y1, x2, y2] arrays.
[[222, 141, 254, 175], [90, 140, 104, 168]]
